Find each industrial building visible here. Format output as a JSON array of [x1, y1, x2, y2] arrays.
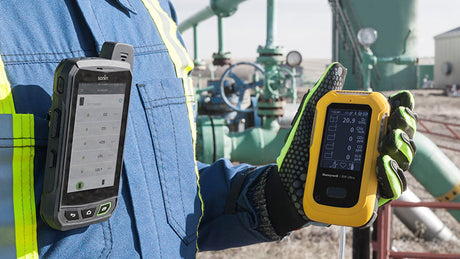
[[435, 27, 460, 91]]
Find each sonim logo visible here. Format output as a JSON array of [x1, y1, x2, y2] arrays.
[[98, 75, 109, 81]]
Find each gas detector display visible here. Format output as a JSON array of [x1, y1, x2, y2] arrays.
[[67, 82, 126, 193], [319, 105, 371, 173], [314, 103, 372, 208]]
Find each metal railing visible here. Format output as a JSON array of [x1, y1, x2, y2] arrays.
[[418, 118, 460, 152], [373, 201, 460, 259]]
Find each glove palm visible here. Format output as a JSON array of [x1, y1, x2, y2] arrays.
[[277, 62, 347, 219]]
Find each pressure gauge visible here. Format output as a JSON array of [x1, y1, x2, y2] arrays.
[[286, 50, 302, 67], [357, 28, 378, 48]]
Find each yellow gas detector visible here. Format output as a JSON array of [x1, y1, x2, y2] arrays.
[[303, 90, 390, 227]]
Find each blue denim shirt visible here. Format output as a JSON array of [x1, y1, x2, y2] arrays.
[[0, 0, 270, 257]]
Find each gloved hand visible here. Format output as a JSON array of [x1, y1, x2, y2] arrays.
[[377, 90, 417, 206], [276, 62, 348, 220], [276, 62, 417, 221]]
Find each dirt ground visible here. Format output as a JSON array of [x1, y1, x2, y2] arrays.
[[195, 60, 460, 259]]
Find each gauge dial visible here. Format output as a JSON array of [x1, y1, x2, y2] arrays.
[[357, 28, 378, 47]]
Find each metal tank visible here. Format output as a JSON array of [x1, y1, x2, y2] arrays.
[[332, 0, 418, 91]]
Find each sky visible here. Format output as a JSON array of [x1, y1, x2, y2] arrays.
[[172, 0, 460, 60]]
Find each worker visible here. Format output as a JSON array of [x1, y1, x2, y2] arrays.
[[0, 0, 416, 258]]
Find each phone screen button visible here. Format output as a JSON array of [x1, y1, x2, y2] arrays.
[[81, 208, 97, 219], [64, 210, 79, 221], [97, 202, 112, 216]]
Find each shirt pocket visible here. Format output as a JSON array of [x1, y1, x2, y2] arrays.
[[136, 78, 199, 244]]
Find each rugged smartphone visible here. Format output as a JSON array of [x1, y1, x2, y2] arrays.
[[40, 43, 133, 230]]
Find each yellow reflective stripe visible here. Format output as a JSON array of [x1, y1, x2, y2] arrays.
[[141, 0, 196, 139], [0, 54, 38, 258], [183, 76, 197, 140], [0, 56, 15, 114], [141, 0, 194, 77], [12, 114, 38, 259], [141, 0, 202, 254]]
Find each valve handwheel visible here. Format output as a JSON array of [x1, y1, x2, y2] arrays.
[[219, 61, 264, 113]]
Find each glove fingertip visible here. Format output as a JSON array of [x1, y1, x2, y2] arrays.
[[376, 155, 394, 199], [389, 90, 415, 111], [306, 63, 348, 111], [376, 155, 404, 200]]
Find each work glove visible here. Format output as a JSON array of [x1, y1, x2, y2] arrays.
[[276, 62, 347, 220], [246, 63, 347, 240], [276, 62, 417, 222], [377, 90, 417, 206]]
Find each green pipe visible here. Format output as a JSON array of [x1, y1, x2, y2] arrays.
[[193, 25, 198, 61], [195, 85, 214, 95], [411, 132, 460, 221], [266, 0, 276, 49], [178, 6, 214, 33], [361, 47, 417, 91], [229, 126, 289, 165], [196, 116, 289, 165], [211, 0, 248, 16], [377, 56, 418, 65], [217, 16, 224, 54], [178, 0, 248, 33], [362, 49, 377, 91]]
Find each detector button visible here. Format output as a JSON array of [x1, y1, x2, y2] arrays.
[[326, 187, 347, 199]]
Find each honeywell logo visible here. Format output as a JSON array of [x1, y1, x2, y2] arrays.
[[98, 75, 109, 81]]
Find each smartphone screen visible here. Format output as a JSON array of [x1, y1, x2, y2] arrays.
[[61, 69, 131, 206], [67, 82, 125, 193]]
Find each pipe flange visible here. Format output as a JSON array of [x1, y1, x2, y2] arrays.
[[257, 100, 285, 117], [212, 52, 232, 66]]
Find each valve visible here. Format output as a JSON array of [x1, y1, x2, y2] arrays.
[[219, 61, 264, 113]]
